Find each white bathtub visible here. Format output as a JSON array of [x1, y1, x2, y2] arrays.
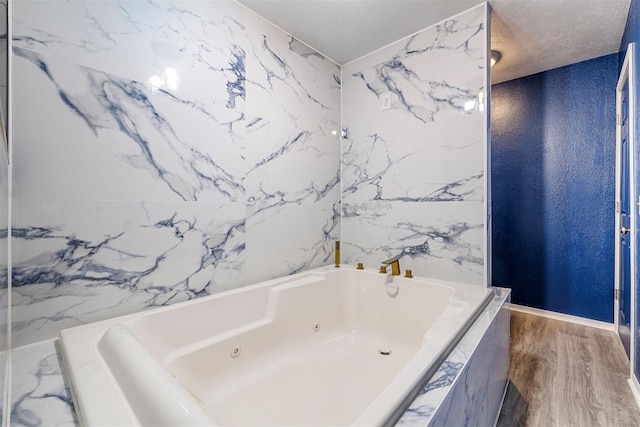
[[59, 265, 492, 426]]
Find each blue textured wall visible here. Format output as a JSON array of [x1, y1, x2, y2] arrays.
[[620, 0, 640, 384], [492, 54, 618, 322]]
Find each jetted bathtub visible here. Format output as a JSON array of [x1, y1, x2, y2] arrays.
[[59, 265, 492, 426]]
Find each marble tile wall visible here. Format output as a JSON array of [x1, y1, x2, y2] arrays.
[[341, 4, 488, 285], [11, 0, 341, 347], [7, 3, 492, 423]]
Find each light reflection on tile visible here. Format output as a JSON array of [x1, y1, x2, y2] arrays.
[[341, 4, 487, 284], [12, 0, 341, 346]]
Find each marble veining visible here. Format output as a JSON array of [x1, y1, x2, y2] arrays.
[[13, 46, 245, 203], [341, 131, 483, 202], [10, 340, 77, 427], [342, 201, 484, 284], [7, 3, 492, 425], [245, 201, 340, 283], [12, 0, 250, 111], [12, 0, 341, 347], [252, 35, 331, 111], [398, 288, 510, 426], [244, 22, 341, 208], [427, 296, 510, 426], [11, 201, 246, 346], [341, 4, 487, 284]]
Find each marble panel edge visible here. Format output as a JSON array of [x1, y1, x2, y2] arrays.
[[399, 287, 510, 423]]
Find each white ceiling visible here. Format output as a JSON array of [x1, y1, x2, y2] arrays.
[[238, 0, 631, 84], [491, 0, 630, 83]]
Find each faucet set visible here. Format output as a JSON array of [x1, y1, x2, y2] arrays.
[[379, 258, 413, 278], [379, 258, 401, 275], [333, 241, 413, 278]]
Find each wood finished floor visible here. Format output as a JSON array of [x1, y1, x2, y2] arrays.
[[497, 311, 640, 427]]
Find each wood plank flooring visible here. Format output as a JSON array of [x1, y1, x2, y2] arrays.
[[496, 311, 640, 427]]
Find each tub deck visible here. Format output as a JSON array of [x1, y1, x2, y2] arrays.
[[59, 265, 492, 426]]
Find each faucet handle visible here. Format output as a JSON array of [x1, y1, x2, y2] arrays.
[[379, 265, 388, 274]]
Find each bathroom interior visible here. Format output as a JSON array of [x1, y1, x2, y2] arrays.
[[0, 0, 639, 425]]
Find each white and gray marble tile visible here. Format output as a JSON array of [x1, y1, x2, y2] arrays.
[[398, 288, 510, 426], [12, 0, 249, 113], [244, 52, 340, 205], [427, 303, 509, 426], [10, 339, 77, 427], [12, 47, 245, 202], [245, 117, 341, 206], [341, 4, 486, 204], [245, 201, 340, 284], [244, 14, 340, 122], [11, 200, 246, 346], [12, 0, 341, 348], [243, 15, 341, 207], [342, 201, 484, 284], [341, 4, 487, 285], [12, 1, 338, 205], [340, 114, 484, 205]]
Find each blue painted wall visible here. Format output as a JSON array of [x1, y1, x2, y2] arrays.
[[491, 54, 618, 322], [620, 0, 640, 384]]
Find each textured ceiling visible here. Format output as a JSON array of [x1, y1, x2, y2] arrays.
[[490, 0, 630, 84], [238, 0, 631, 83]]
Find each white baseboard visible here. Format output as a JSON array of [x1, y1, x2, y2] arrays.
[[510, 304, 615, 332], [629, 376, 640, 410]]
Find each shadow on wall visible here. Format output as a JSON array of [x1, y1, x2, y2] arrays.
[[491, 54, 617, 322]]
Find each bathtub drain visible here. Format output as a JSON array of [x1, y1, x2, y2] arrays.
[[378, 347, 392, 356]]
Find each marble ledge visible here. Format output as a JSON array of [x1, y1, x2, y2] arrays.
[[6, 288, 509, 427], [10, 339, 77, 427], [398, 287, 511, 426]]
